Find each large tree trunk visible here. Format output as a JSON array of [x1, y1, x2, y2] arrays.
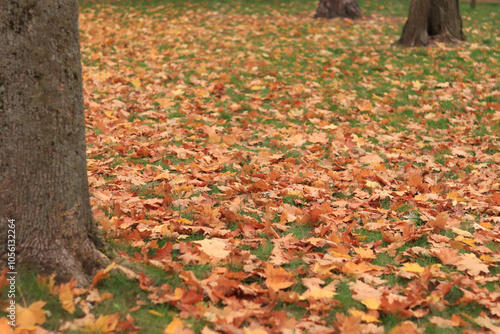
[[314, 0, 362, 19], [0, 0, 109, 285], [397, 0, 465, 46]]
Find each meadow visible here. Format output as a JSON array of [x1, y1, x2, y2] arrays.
[[2, 0, 500, 333]]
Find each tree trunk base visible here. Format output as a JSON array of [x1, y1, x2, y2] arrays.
[[314, 0, 362, 19], [13, 226, 112, 286], [396, 0, 465, 47]]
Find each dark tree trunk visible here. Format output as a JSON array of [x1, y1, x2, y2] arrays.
[[397, 0, 465, 46], [314, 0, 362, 19], [470, 0, 476, 9], [0, 0, 109, 285]]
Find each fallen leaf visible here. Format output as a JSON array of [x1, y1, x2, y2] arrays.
[[17, 301, 47, 328], [165, 317, 184, 334], [59, 283, 76, 314], [265, 264, 296, 292]]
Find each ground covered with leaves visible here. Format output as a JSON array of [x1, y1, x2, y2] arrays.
[[2, 0, 500, 333]]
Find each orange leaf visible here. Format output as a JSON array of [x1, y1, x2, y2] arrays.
[[389, 321, 419, 334], [0, 318, 14, 333], [164, 317, 184, 334], [427, 212, 448, 232], [492, 192, 500, 205], [90, 262, 117, 289], [84, 314, 119, 333], [223, 135, 237, 146], [265, 264, 296, 292]]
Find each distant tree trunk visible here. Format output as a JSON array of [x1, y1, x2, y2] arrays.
[[314, 0, 362, 19], [0, 0, 109, 284], [470, 0, 476, 9], [397, 0, 465, 46]]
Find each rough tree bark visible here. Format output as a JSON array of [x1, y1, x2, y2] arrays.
[[0, 0, 109, 284], [397, 0, 466, 46], [314, 0, 362, 19]]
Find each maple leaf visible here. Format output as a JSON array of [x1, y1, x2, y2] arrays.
[[0, 318, 14, 334], [474, 316, 500, 333], [427, 212, 448, 232], [308, 131, 329, 144], [455, 254, 489, 276], [401, 262, 424, 274], [83, 314, 119, 333], [349, 309, 380, 323], [194, 238, 232, 262], [90, 262, 117, 289], [164, 317, 184, 334], [349, 281, 382, 303], [131, 78, 141, 88], [353, 247, 376, 260], [429, 248, 461, 265], [299, 279, 336, 301], [59, 283, 76, 314], [264, 264, 296, 292], [362, 298, 381, 310], [359, 153, 384, 165], [429, 316, 456, 329], [388, 321, 420, 334], [335, 314, 363, 334], [16, 301, 47, 329]]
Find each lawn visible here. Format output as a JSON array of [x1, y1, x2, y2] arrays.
[[1, 0, 500, 333]]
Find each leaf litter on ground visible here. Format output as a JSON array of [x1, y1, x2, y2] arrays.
[[2, 0, 500, 333]]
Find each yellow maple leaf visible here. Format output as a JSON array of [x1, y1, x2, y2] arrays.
[[480, 254, 495, 263], [455, 236, 475, 247], [83, 314, 118, 333], [131, 78, 141, 88], [362, 298, 381, 310], [350, 310, 380, 323], [300, 286, 336, 300], [164, 317, 183, 334], [365, 180, 380, 188], [401, 262, 425, 274], [412, 80, 423, 90], [354, 247, 375, 260], [59, 283, 76, 314], [16, 301, 46, 328]]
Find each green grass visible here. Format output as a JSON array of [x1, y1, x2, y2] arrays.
[[334, 281, 364, 313], [287, 223, 313, 240], [251, 239, 274, 261]]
